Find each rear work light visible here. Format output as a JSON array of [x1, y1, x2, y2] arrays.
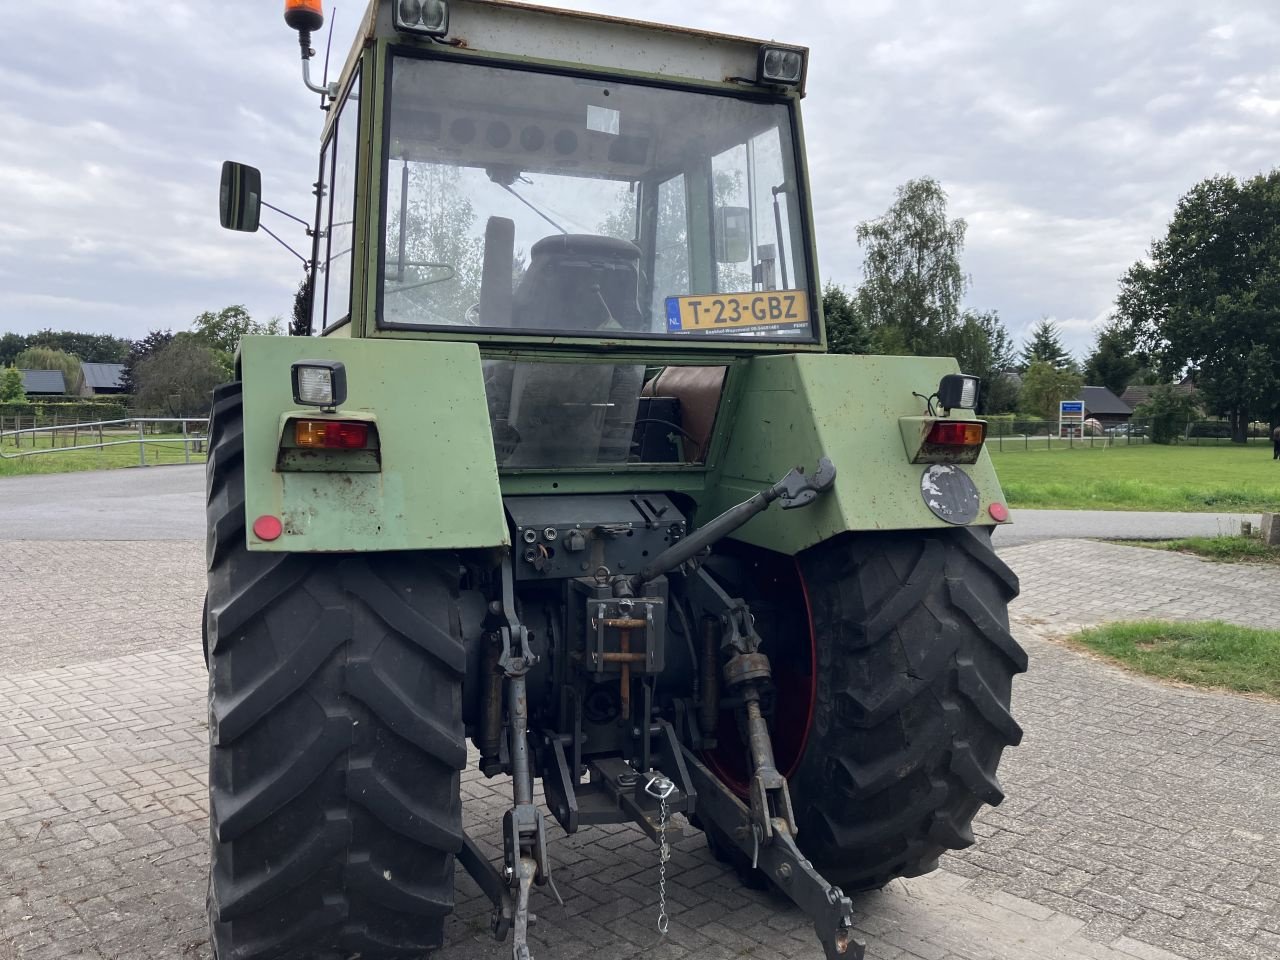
[[295, 419, 370, 450], [927, 421, 986, 446], [395, 0, 450, 37]]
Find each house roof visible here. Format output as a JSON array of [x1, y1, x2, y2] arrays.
[[1078, 385, 1132, 416], [82, 362, 125, 390], [19, 369, 66, 394], [1120, 382, 1196, 408]]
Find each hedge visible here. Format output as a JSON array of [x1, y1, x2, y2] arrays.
[[0, 401, 130, 426]]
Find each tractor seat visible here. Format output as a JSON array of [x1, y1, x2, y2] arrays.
[[512, 234, 645, 333]]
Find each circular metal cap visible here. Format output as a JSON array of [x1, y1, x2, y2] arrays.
[[920, 465, 980, 525]]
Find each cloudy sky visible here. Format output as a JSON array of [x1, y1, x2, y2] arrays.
[[2, 0, 1278, 358]]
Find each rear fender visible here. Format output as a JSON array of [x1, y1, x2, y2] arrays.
[[709, 353, 1009, 555], [238, 335, 509, 552]]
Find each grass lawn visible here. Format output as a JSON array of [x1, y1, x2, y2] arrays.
[[0, 432, 206, 477], [1117, 534, 1280, 564], [989, 443, 1280, 512], [1071, 621, 1280, 699]]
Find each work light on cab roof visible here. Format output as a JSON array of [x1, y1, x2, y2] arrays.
[[395, 0, 450, 36]]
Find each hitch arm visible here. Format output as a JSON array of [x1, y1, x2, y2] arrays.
[[681, 746, 864, 960], [631, 457, 835, 591]]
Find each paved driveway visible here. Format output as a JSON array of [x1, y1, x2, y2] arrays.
[[0, 465, 1260, 549], [2, 536, 1280, 960]]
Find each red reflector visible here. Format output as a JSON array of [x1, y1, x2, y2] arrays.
[[253, 515, 283, 541], [295, 419, 370, 450], [989, 502, 1009, 522], [926, 420, 986, 446]]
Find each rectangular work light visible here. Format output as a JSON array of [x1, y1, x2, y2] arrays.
[[291, 360, 347, 409], [757, 45, 807, 89], [936, 374, 980, 412], [395, 0, 450, 37]]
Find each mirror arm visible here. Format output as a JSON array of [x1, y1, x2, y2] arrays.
[[262, 201, 313, 232], [260, 224, 311, 269]]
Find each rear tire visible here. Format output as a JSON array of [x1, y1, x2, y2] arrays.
[[788, 527, 1026, 890], [205, 382, 467, 960]]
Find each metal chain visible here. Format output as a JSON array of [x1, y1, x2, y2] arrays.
[[645, 774, 675, 935]]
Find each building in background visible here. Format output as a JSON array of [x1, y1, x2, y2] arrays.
[[18, 370, 67, 396], [80, 362, 127, 396]]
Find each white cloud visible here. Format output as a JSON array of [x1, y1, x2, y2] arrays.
[[0, 0, 1277, 363]]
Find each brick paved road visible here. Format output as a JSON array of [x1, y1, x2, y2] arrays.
[[3, 537, 1279, 960]]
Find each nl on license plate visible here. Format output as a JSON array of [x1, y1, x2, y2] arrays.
[[665, 291, 809, 335]]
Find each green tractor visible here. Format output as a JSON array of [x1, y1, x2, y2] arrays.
[[208, 2, 1025, 958]]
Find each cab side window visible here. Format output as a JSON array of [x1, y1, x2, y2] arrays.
[[319, 69, 362, 330]]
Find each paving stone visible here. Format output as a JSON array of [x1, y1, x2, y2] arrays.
[[3, 536, 1279, 959]]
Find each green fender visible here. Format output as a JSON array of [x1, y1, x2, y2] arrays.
[[239, 336, 509, 552], [710, 353, 1010, 556]]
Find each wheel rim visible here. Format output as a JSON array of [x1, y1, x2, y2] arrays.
[[703, 553, 817, 795]]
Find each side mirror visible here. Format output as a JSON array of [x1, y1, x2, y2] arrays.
[[219, 161, 262, 232], [714, 206, 751, 264]]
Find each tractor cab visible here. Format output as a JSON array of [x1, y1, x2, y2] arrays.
[[224, 0, 820, 472]]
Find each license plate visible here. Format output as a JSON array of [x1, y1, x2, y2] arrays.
[[665, 290, 810, 335]]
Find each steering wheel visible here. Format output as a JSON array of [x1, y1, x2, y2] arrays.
[[384, 260, 456, 294]]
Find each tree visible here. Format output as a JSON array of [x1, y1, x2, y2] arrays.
[[1082, 319, 1140, 395], [1018, 318, 1073, 371], [1, 333, 29, 367], [25, 329, 130, 363], [291, 275, 314, 337], [944, 309, 1018, 414], [1133, 384, 1200, 445], [14, 346, 83, 394], [1019, 360, 1084, 420], [822, 283, 871, 355], [0, 365, 25, 402], [854, 177, 967, 355], [132, 335, 224, 417], [192, 305, 281, 356], [120, 330, 174, 396], [1116, 171, 1280, 442]]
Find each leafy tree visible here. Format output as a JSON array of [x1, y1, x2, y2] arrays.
[[1082, 319, 1140, 395], [944, 309, 1018, 414], [1019, 360, 1084, 420], [822, 283, 871, 355], [14, 346, 82, 394], [291, 275, 314, 337], [0, 365, 25, 402], [0, 333, 29, 367], [1018, 318, 1073, 371], [120, 330, 174, 396], [192, 305, 281, 356], [132, 334, 224, 417], [26, 329, 130, 363], [1116, 171, 1280, 442], [855, 177, 968, 355], [1133, 384, 1200, 444]]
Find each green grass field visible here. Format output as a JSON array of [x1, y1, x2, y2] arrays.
[[989, 443, 1280, 512], [0, 432, 206, 477], [1118, 534, 1280, 564], [1072, 621, 1280, 699]]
